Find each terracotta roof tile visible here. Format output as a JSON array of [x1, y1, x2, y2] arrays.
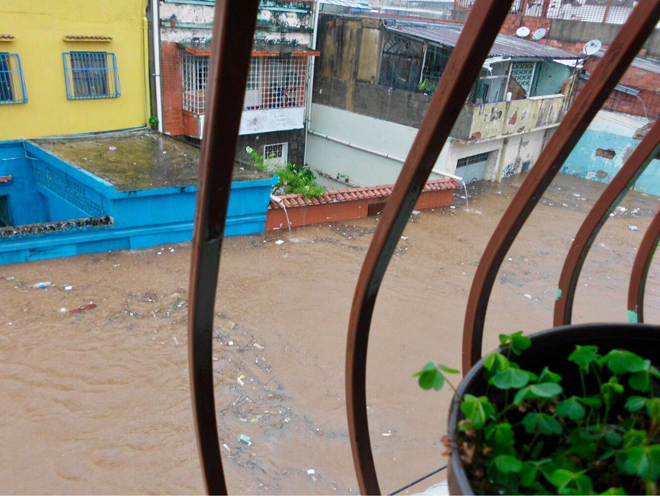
[[64, 35, 113, 41], [0, 34, 15, 40], [269, 179, 459, 210]]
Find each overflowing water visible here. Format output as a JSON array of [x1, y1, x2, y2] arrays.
[[0, 174, 657, 494]]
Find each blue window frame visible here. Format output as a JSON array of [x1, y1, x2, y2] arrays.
[[0, 53, 28, 105], [62, 52, 120, 100]]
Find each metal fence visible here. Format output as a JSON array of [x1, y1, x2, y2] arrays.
[[62, 52, 120, 100], [454, 0, 635, 24], [183, 53, 307, 114], [0, 53, 27, 105], [577, 78, 660, 119]]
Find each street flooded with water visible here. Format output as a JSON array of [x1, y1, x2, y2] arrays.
[[1, 173, 658, 494]]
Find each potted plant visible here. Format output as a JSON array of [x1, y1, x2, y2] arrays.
[[415, 323, 660, 495]]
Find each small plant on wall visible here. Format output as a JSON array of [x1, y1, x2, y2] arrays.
[[247, 147, 326, 199]]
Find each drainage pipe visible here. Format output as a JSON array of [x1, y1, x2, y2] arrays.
[[303, 0, 321, 167], [151, 0, 164, 133]]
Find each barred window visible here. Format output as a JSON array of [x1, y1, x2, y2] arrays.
[[264, 143, 288, 167], [183, 53, 307, 114], [62, 52, 120, 100], [0, 53, 27, 105]]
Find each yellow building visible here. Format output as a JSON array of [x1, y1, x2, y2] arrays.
[[0, 0, 150, 140]]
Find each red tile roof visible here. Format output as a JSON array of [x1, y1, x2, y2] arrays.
[[0, 34, 15, 40], [269, 178, 459, 209]]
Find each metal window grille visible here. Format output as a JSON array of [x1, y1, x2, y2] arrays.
[[184, 55, 306, 113], [62, 52, 120, 100], [182, 53, 209, 114], [0, 53, 27, 105], [263, 142, 288, 167], [244, 57, 307, 110], [511, 62, 536, 93], [457, 0, 635, 24], [421, 43, 452, 88], [457, 152, 490, 168], [379, 33, 424, 91]]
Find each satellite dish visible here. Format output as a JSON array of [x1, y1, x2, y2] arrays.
[[532, 28, 547, 41], [516, 26, 530, 38], [583, 39, 602, 56]]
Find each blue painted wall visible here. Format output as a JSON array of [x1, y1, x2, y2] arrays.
[[0, 140, 277, 264], [561, 128, 660, 196]]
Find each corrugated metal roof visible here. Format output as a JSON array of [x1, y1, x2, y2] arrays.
[[594, 49, 660, 75], [385, 24, 581, 60]]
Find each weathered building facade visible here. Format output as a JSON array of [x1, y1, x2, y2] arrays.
[[307, 14, 580, 186], [156, 0, 319, 166]]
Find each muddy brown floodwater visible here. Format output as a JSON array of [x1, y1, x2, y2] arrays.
[[0, 174, 658, 494]]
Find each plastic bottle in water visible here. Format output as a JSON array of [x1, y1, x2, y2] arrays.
[[31, 281, 52, 289]]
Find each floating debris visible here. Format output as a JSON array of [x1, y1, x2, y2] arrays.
[[69, 303, 97, 314], [238, 434, 252, 446], [629, 225, 638, 231], [275, 240, 284, 245], [307, 469, 316, 475]]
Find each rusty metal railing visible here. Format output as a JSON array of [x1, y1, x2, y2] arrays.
[[187, 0, 660, 493]]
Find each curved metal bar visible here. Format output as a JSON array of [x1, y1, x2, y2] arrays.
[[345, 1, 514, 493], [554, 121, 660, 326], [187, 0, 260, 493], [628, 210, 660, 323], [462, 0, 660, 375]]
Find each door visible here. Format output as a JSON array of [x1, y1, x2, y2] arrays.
[[456, 152, 489, 183]]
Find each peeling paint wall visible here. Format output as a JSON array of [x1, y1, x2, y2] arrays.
[[561, 110, 660, 196], [462, 95, 566, 142]]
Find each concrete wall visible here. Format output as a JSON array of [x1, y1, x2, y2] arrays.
[[0, 0, 149, 140], [307, 104, 451, 186], [561, 110, 660, 196]]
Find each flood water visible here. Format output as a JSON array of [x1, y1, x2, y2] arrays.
[[0, 174, 657, 494]]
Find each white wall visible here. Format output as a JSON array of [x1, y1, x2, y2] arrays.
[[307, 104, 451, 186]]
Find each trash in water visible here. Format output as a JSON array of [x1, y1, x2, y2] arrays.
[[109, 146, 116, 151], [253, 343, 264, 350], [31, 281, 52, 289], [228, 341, 234, 346], [401, 236, 408, 241], [237, 376, 244, 386], [222, 444, 230, 452], [629, 225, 638, 231], [69, 303, 97, 314], [157, 252, 162, 255], [573, 194, 580, 197], [59, 308, 67, 312], [307, 469, 316, 475], [616, 206, 627, 212], [238, 434, 252, 446], [275, 240, 284, 245], [523, 294, 532, 299], [412, 210, 421, 215], [382, 431, 392, 437], [64, 286, 73, 291]]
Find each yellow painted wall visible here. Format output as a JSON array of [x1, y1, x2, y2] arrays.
[[0, 0, 149, 140]]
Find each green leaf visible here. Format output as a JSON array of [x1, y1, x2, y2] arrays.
[[624, 396, 647, 412], [522, 370, 539, 382], [599, 488, 626, 495], [577, 395, 603, 409], [519, 463, 538, 488], [646, 397, 660, 422], [621, 445, 660, 481], [514, 386, 533, 405], [486, 422, 515, 453], [622, 429, 647, 450], [436, 363, 459, 374], [604, 430, 623, 448], [557, 397, 586, 421], [461, 394, 495, 430], [601, 349, 646, 374], [493, 454, 523, 473], [629, 370, 650, 391], [531, 382, 563, 397], [510, 332, 532, 355], [523, 413, 563, 435], [484, 352, 509, 373], [414, 362, 445, 391], [538, 366, 562, 384], [551, 469, 576, 488], [568, 345, 599, 372], [493, 367, 530, 389]]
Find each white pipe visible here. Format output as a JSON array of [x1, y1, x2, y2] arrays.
[[303, 0, 321, 167], [270, 194, 284, 204], [152, 0, 164, 133], [307, 129, 463, 182]]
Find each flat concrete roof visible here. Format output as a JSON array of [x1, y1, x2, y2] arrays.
[[32, 130, 271, 192]]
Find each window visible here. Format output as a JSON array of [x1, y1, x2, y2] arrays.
[[0, 53, 27, 105], [264, 143, 288, 167], [182, 53, 209, 113], [62, 52, 120, 100], [182, 53, 307, 113], [521, 160, 531, 172], [457, 152, 490, 168]]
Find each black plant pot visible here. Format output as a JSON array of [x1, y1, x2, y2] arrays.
[[447, 322, 660, 495]]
